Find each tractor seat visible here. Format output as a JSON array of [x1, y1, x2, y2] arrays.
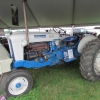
[[63, 36, 78, 42]]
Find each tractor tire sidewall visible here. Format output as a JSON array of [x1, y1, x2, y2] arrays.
[[80, 38, 100, 81], [92, 44, 100, 79], [1, 69, 33, 98], [90, 46, 100, 80]]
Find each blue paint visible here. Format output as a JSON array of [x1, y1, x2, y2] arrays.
[[38, 57, 44, 62], [34, 35, 46, 38], [63, 36, 78, 42], [16, 83, 21, 88], [13, 52, 60, 68]]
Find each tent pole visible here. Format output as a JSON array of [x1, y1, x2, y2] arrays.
[[22, 0, 29, 45], [71, 25, 74, 36]]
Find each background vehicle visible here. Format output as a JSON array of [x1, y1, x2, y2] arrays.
[[73, 28, 97, 36]]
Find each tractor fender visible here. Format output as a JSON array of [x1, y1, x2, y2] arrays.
[[78, 35, 97, 53]]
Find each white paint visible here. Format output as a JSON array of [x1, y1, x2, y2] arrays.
[[8, 77, 28, 95], [0, 44, 12, 74], [68, 49, 74, 59], [78, 35, 97, 53]]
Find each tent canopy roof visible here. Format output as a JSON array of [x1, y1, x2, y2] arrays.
[[0, 0, 100, 29]]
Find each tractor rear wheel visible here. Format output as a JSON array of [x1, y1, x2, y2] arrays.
[[80, 38, 100, 81], [0, 69, 33, 98]]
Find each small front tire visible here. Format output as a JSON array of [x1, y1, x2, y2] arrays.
[[0, 69, 33, 98]]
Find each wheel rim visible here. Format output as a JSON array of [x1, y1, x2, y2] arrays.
[[94, 50, 100, 75], [8, 77, 28, 95]]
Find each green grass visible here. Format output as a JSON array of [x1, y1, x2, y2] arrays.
[[8, 60, 100, 100]]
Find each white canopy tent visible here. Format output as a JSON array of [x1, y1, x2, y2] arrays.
[[0, 0, 100, 29]]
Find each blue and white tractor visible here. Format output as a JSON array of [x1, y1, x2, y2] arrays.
[[0, 0, 99, 98], [0, 31, 97, 98]]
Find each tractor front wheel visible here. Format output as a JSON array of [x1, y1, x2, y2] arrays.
[[0, 69, 33, 98], [80, 38, 100, 81]]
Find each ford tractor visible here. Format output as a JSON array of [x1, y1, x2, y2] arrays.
[[0, 1, 98, 98], [0, 31, 97, 98]]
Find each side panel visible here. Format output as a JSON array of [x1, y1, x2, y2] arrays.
[[0, 59, 12, 74], [0, 44, 12, 74], [0, 44, 9, 60], [11, 41, 24, 60]]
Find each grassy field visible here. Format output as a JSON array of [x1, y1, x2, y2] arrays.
[[7, 60, 100, 100]]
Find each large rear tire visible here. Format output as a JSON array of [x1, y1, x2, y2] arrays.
[[80, 38, 100, 81], [0, 69, 33, 98]]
